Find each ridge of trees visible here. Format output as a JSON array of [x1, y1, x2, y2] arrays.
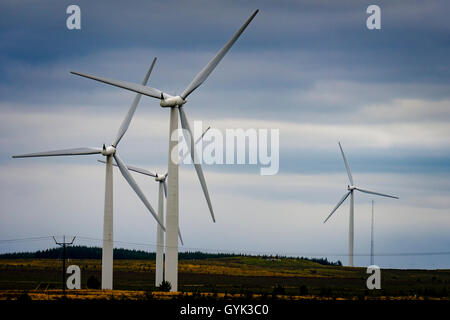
[[0, 246, 341, 266]]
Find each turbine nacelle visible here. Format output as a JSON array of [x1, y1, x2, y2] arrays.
[[160, 95, 186, 108], [101, 145, 116, 156], [155, 173, 167, 182], [347, 185, 356, 191]]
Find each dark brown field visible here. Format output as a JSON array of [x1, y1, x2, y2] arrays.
[[1, 257, 449, 299]]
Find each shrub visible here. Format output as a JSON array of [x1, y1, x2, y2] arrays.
[[87, 275, 100, 289], [157, 280, 172, 292]]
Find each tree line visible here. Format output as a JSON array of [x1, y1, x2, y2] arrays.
[[0, 246, 341, 265]]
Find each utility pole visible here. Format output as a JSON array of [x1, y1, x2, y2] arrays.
[[53, 236, 76, 296]]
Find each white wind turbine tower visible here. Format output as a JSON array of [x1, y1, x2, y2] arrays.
[[98, 126, 210, 286], [70, 10, 259, 291], [370, 200, 375, 265], [323, 142, 398, 267], [12, 58, 165, 289]]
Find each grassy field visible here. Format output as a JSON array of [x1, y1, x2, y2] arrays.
[[0, 256, 449, 299]]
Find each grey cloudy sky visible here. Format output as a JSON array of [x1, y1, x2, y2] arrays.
[[1, 0, 450, 269]]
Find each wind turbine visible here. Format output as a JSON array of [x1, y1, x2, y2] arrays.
[[323, 142, 398, 267], [12, 58, 165, 289], [70, 10, 259, 291], [98, 126, 210, 286]]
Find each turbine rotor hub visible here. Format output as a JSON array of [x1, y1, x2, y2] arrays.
[[348, 185, 356, 191], [160, 95, 186, 108], [155, 174, 166, 182], [101, 145, 116, 156]]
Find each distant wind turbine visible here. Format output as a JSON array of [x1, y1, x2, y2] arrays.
[[323, 142, 398, 267], [370, 200, 375, 265], [70, 10, 259, 291], [13, 58, 164, 289]]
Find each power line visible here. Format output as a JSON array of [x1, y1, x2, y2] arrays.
[[0, 236, 53, 243]]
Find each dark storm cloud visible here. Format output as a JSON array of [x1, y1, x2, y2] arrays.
[[1, 0, 450, 101]]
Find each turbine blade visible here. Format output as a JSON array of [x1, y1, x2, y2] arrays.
[[323, 191, 351, 223], [113, 153, 165, 231], [163, 180, 167, 198], [355, 187, 399, 199], [338, 142, 354, 185], [113, 58, 157, 147], [199, 126, 211, 140], [97, 159, 157, 177], [180, 10, 258, 99], [180, 126, 211, 162], [13, 147, 102, 158], [178, 227, 184, 246], [124, 164, 157, 177], [70, 71, 167, 100], [179, 107, 216, 222]]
